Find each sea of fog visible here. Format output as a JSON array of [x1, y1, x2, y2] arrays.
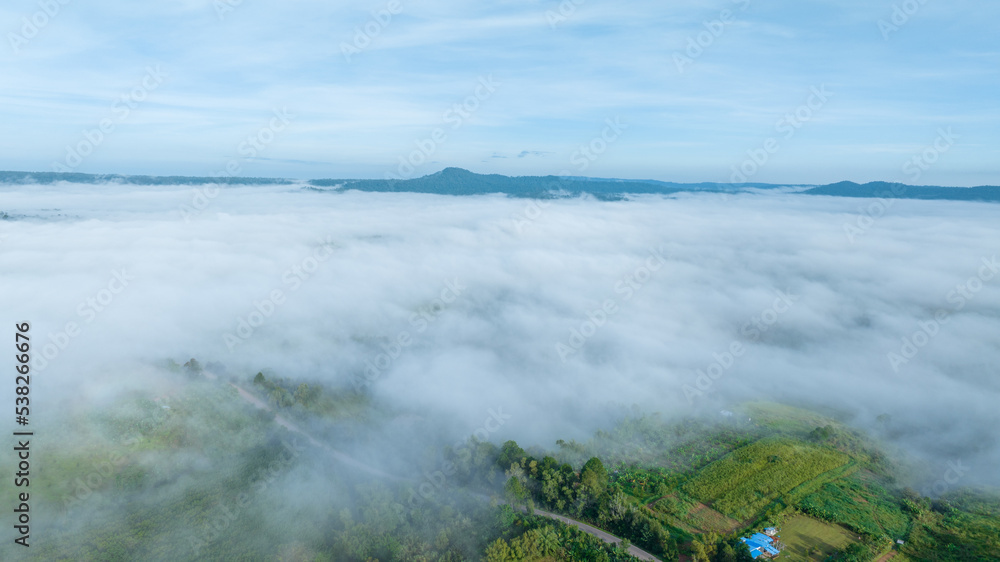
[[1, 181, 998, 488]]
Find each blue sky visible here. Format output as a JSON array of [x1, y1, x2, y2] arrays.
[[1, 0, 998, 184]]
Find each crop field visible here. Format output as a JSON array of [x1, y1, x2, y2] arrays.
[[683, 437, 849, 520], [684, 502, 741, 533], [650, 494, 740, 533], [659, 429, 756, 473]]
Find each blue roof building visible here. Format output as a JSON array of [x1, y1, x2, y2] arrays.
[[741, 531, 782, 559]]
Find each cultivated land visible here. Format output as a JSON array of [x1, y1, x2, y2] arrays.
[[3, 361, 998, 561], [683, 438, 850, 520], [779, 514, 858, 560]]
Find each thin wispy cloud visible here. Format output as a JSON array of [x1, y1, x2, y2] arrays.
[[0, 0, 996, 183]]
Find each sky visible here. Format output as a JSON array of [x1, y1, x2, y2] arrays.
[[1, 0, 998, 184]]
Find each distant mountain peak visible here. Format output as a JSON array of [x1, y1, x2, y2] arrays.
[[435, 167, 475, 176]]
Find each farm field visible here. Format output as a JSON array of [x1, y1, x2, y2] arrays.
[[682, 437, 850, 520], [650, 494, 741, 534], [799, 476, 910, 539], [779, 515, 859, 561], [588, 405, 1000, 560]]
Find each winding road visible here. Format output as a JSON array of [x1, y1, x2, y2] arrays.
[[523, 506, 663, 561], [219, 374, 663, 561]]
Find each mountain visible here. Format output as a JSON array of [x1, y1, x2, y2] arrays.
[[802, 181, 1000, 202], [0, 170, 293, 186], [310, 167, 692, 199], [2, 168, 997, 202]]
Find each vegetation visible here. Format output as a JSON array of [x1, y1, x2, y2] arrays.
[[799, 477, 910, 540], [778, 514, 858, 560], [250, 370, 370, 422], [4, 362, 998, 562], [899, 504, 1000, 560], [683, 438, 849, 520], [484, 510, 647, 561]]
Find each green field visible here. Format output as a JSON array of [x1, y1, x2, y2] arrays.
[[13, 381, 999, 562], [902, 509, 1000, 561], [741, 402, 840, 434], [779, 515, 859, 561], [650, 493, 741, 533], [683, 437, 850, 520], [799, 476, 910, 539]]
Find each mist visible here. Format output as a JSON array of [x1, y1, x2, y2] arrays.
[[3, 181, 997, 497]]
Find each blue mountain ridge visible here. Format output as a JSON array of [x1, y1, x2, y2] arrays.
[[2, 167, 997, 202]]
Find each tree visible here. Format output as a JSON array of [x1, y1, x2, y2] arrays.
[[253, 372, 266, 385], [536, 526, 560, 557], [269, 387, 293, 408], [484, 538, 515, 562], [808, 425, 834, 442], [504, 475, 528, 505], [931, 499, 954, 514], [581, 457, 609, 496], [691, 540, 710, 562], [728, 538, 754, 562], [834, 543, 872, 562], [497, 440, 526, 470], [715, 543, 737, 562], [294, 383, 314, 405], [183, 358, 203, 376]]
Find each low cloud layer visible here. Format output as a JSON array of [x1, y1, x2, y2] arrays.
[[3, 182, 998, 488]]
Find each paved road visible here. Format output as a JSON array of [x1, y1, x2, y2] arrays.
[[219, 374, 662, 561], [512, 504, 663, 561], [226, 379, 407, 481]]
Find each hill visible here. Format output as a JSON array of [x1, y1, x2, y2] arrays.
[[2, 168, 997, 202]]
